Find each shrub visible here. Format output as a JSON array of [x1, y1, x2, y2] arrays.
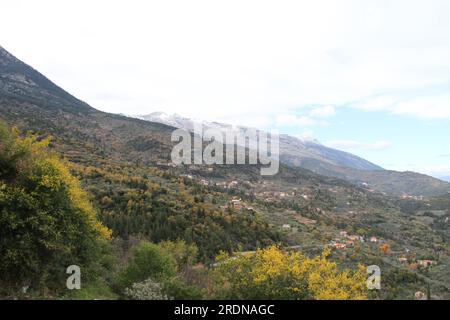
[[124, 278, 168, 300], [116, 241, 176, 292], [162, 277, 203, 300], [212, 246, 367, 300], [0, 122, 111, 294]]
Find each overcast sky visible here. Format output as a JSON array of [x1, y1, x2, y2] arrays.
[[2, 0, 450, 177]]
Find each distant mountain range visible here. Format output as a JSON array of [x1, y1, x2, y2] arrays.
[[137, 112, 383, 171], [137, 112, 450, 196], [1, 45, 449, 196]]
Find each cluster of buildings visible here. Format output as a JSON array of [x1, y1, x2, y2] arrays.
[[180, 177, 245, 189], [400, 194, 426, 201], [229, 198, 242, 211], [255, 190, 309, 203], [331, 230, 439, 269], [256, 191, 288, 202], [216, 180, 240, 189], [156, 162, 178, 168], [225, 197, 255, 212], [330, 231, 379, 250], [418, 260, 437, 268], [293, 215, 317, 226], [397, 257, 437, 269]]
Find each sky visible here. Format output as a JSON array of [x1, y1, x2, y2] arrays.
[[1, 0, 450, 178]]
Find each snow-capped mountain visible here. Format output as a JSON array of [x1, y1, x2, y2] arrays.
[[135, 112, 383, 172], [134, 112, 450, 196]]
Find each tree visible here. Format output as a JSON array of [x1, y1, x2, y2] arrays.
[[0, 122, 111, 293], [379, 244, 391, 255], [212, 246, 367, 300], [116, 241, 177, 291], [159, 240, 199, 270]]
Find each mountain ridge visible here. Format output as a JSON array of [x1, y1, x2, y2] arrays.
[[0, 46, 95, 114], [1, 45, 449, 196], [136, 112, 450, 196], [137, 111, 384, 171]]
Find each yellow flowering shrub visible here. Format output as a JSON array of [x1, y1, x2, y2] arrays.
[[0, 123, 111, 290], [212, 246, 367, 300]]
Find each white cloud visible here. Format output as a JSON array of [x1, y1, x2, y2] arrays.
[[276, 115, 315, 127], [274, 106, 335, 128], [392, 96, 450, 119], [326, 140, 392, 151], [309, 106, 336, 118], [2, 0, 450, 123], [352, 94, 450, 119]]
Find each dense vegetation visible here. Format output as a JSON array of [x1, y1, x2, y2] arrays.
[[71, 162, 281, 260], [0, 123, 370, 299], [0, 122, 111, 296]]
